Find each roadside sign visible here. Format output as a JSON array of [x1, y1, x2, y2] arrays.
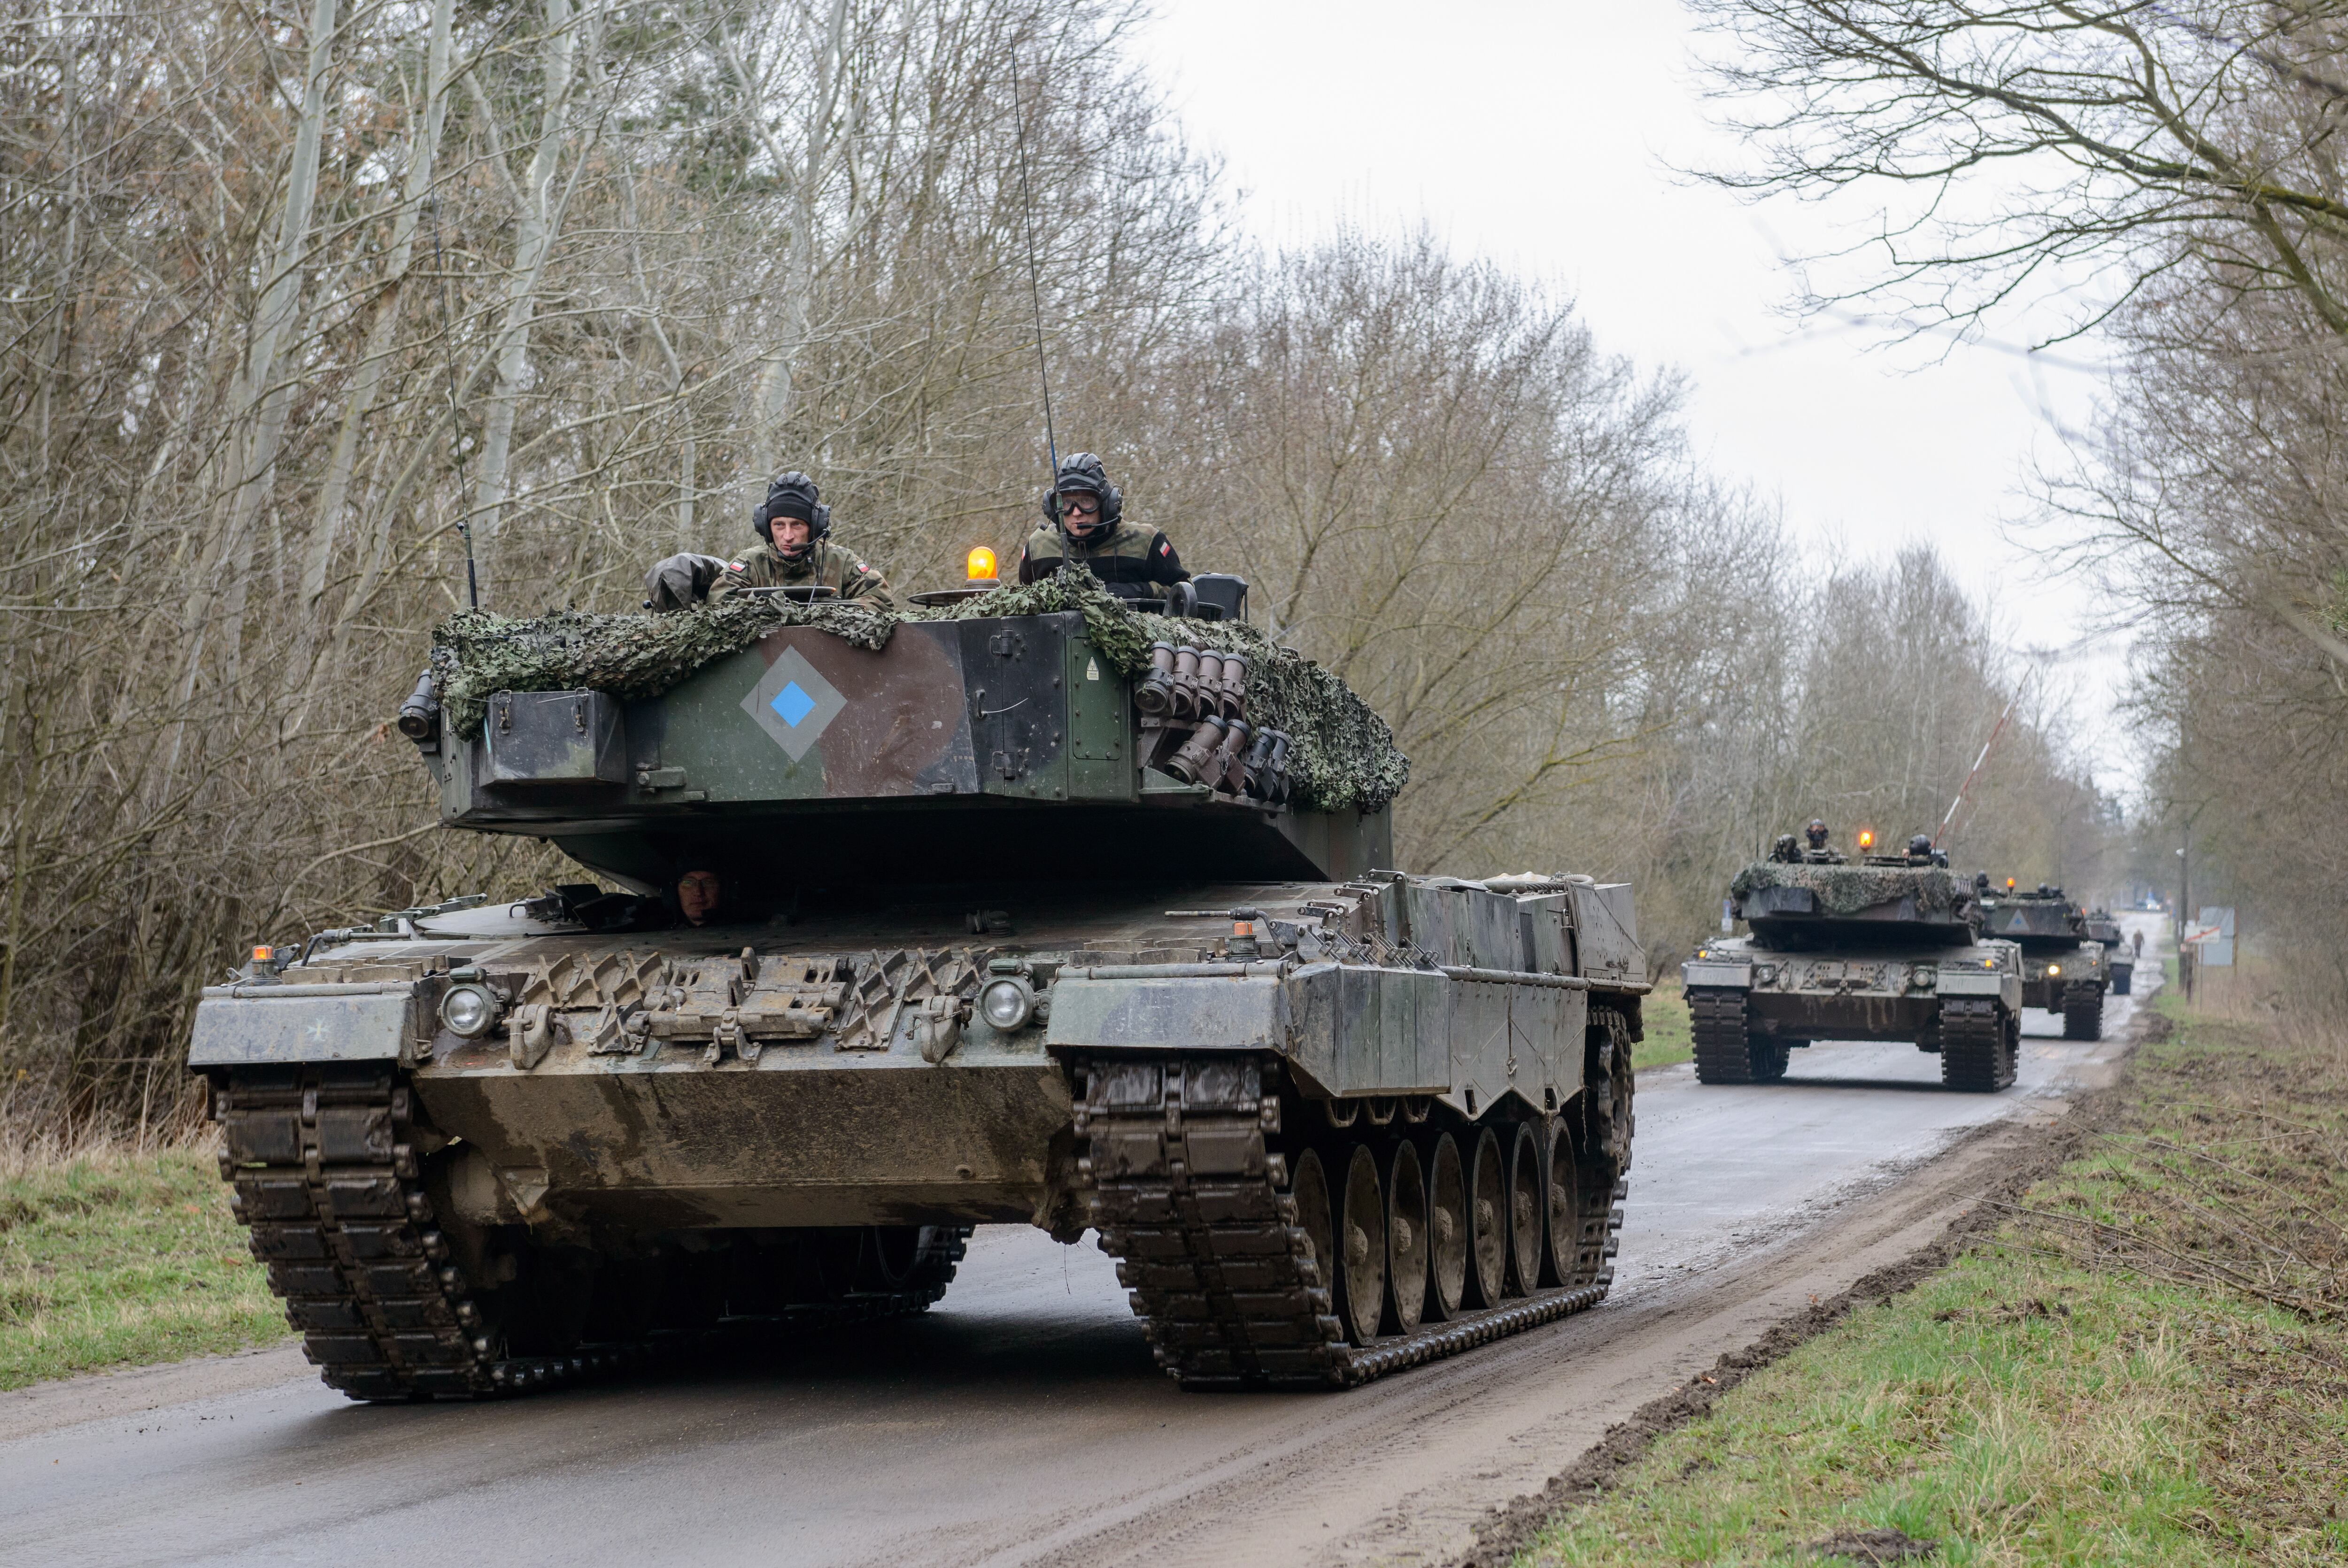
[[2184, 906, 2237, 966]]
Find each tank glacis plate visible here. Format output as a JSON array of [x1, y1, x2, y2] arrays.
[[1683, 856, 2026, 1090], [193, 608, 1649, 1401]]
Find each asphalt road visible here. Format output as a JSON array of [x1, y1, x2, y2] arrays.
[[0, 917, 2163, 1568]]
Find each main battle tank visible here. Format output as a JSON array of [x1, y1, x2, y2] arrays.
[[1977, 881, 2107, 1038], [187, 571, 1647, 1398], [1681, 831, 2022, 1091], [2081, 908, 2133, 996]]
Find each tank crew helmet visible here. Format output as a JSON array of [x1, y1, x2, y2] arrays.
[[1908, 834, 1932, 857], [1041, 452, 1122, 538], [1804, 819, 1830, 850], [1773, 833, 1799, 859], [754, 471, 831, 562]]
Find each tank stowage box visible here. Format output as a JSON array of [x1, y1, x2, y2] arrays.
[[1977, 886, 2106, 1038], [1681, 849, 2023, 1091], [190, 595, 1647, 1398]]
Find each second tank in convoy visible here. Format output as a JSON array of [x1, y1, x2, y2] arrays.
[[1682, 824, 2023, 1092], [1977, 879, 2109, 1038]]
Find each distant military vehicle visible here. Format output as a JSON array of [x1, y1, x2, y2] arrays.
[[188, 571, 1646, 1398], [1978, 880, 2107, 1037], [2081, 908, 2133, 996], [1681, 826, 2022, 1092]]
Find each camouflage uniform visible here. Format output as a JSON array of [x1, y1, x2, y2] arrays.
[[1017, 521, 1187, 593], [710, 539, 897, 610]]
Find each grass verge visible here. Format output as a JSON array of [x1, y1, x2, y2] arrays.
[[1507, 986, 2348, 1567], [1640, 981, 1691, 1072], [1, 1146, 287, 1390]]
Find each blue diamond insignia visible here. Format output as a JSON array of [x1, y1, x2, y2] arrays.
[[771, 681, 817, 727]]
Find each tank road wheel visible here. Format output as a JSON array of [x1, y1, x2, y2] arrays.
[[1289, 1148, 1337, 1298], [1540, 1123, 1579, 1288], [1337, 1144, 1389, 1344], [1464, 1127, 1509, 1309], [1385, 1142, 1430, 1335], [1691, 988, 1785, 1083], [1939, 998, 2017, 1093], [2062, 982, 2105, 1042], [1422, 1133, 1469, 1320], [1505, 1124, 1544, 1296]]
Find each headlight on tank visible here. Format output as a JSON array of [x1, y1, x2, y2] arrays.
[[1912, 966, 1936, 989], [979, 976, 1035, 1032], [440, 980, 503, 1038], [2048, 963, 2062, 977]]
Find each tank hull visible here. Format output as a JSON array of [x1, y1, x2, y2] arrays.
[[1682, 930, 2024, 1090], [194, 872, 1648, 1398]]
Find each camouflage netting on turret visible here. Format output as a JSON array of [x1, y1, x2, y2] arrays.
[[431, 597, 894, 742], [1730, 861, 1970, 920], [425, 567, 1410, 812], [928, 571, 1409, 810]]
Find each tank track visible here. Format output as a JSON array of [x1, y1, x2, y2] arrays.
[[1688, 988, 1787, 1084], [216, 1063, 966, 1400], [1937, 997, 2017, 1092], [2062, 981, 2105, 1041], [1078, 1043, 1623, 1390]]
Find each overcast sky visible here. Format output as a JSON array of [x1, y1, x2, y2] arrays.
[[1138, 0, 2136, 790]]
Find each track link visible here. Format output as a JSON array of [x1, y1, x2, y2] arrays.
[[1937, 998, 2017, 1092], [1689, 987, 1785, 1083], [216, 1063, 966, 1400], [1079, 1055, 1615, 1390]]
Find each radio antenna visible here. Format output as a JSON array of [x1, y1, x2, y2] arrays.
[[1008, 53, 1068, 565], [428, 199, 480, 609]]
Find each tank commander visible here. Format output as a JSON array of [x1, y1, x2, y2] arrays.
[[1017, 452, 1189, 603], [1796, 819, 1846, 865], [1905, 833, 1948, 868], [643, 471, 896, 611], [1769, 833, 1801, 863]]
